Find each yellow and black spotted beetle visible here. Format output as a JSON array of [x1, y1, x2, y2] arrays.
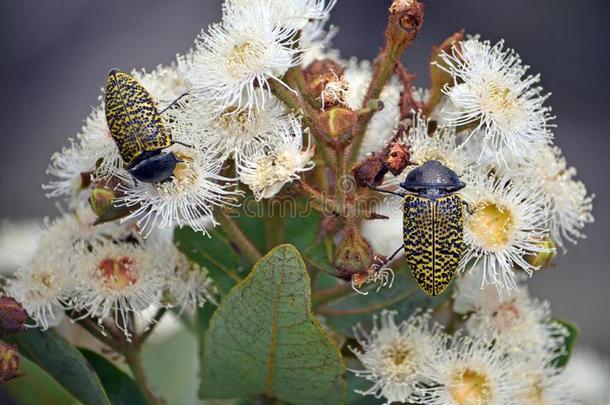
[[105, 69, 188, 183], [373, 160, 466, 296]]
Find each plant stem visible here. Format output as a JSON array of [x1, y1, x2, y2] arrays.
[[312, 283, 354, 308], [265, 200, 285, 251], [298, 180, 338, 215], [137, 308, 168, 347], [217, 209, 262, 264], [77, 317, 125, 353], [350, 1, 423, 162], [124, 350, 162, 405], [334, 148, 348, 216]]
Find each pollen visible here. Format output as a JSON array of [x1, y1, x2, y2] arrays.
[[450, 368, 492, 405], [479, 79, 521, 126], [468, 201, 515, 249], [216, 106, 250, 134], [225, 40, 264, 78], [386, 346, 411, 366], [155, 152, 198, 196], [97, 257, 137, 290]]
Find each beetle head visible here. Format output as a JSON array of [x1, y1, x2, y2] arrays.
[[128, 152, 181, 183], [399, 160, 465, 197]]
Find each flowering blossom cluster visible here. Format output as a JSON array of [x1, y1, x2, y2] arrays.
[[5, 204, 215, 337], [8, 0, 337, 334], [0, 0, 599, 402], [361, 37, 594, 295], [352, 279, 575, 404]]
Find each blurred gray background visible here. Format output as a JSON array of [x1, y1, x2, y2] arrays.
[[1, 0, 608, 356]]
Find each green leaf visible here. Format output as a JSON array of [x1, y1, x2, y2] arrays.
[[319, 271, 451, 338], [303, 238, 337, 277], [174, 227, 247, 295], [12, 328, 111, 405], [282, 200, 322, 252], [551, 319, 579, 368], [80, 349, 147, 405], [142, 329, 204, 405], [200, 245, 347, 404], [3, 355, 78, 405]]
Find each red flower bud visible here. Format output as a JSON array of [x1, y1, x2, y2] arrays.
[[0, 342, 22, 384], [0, 296, 27, 338]]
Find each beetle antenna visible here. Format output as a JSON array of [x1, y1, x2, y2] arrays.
[[368, 186, 404, 197], [159, 92, 190, 115]]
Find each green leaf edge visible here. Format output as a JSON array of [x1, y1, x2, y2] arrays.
[[13, 328, 111, 405], [200, 244, 348, 404]]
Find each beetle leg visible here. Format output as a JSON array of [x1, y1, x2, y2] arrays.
[[159, 92, 190, 115], [368, 186, 404, 197], [386, 245, 404, 263], [172, 140, 195, 149], [462, 199, 475, 215]]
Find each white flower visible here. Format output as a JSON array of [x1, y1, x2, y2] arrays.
[[564, 346, 610, 405], [513, 144, 594, 250], [4, 205, 137, 329], [189, 3, 300, 113], [350, 311, 446, 404], [185, 90, 290, 159], [344, 59, 402, 158], [3, 213, 97, 329], [238, 116, 315, 199], [224, 0, 336, 32], [514, 355, 579, 405], [71, 238, 170, 338], [6, 246, 70, 330], [460, 172, 550, 293], [0, 219, 43, 275], [133, 51, 193, 107], [438, 37, 553, 162], [76, 103, 125, 182], [115, 144, 238, 237], [462, 283, 568, 356], [165, 248, 217, 313], [419, 333, 524, 405], [404, 114, 472, 175], [43, 140, 95, 205]]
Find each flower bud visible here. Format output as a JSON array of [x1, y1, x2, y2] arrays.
[[90, 186, 135, 225], [317, 107, 358, 145], [334, 227, 374, 279], [0, 342, 22, 384], [89, 187, 116, 217], [353, 154, 387, 188], [384, 142, 410, 176], [387, 0, 424, 46], [526, 238, 557, 270], [0, 296, 27, 338], [304, 59, 345, 80], [427, 31, 464, 112]]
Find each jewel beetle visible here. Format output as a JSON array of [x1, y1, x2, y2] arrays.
[[104, 69, 187, 183], [373, 160, 466, 296]]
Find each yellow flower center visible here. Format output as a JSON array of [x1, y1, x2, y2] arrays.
[[226, 40, 264, 78], [468, 201, 515, 249], [389, 346, 411, 366], [216, 106, 252, 134], [98, 257, 136, 290], [154, 152, 197, 195], [479, 79, 521, 126], [450, 368, 492, 405]]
